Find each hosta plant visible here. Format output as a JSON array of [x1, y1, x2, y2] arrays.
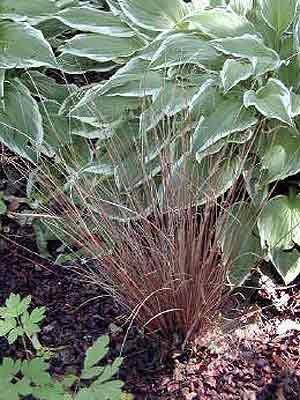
[[53, 0, 300, 285], [0, 293, 130, 400], [2, 0, 300, 286]]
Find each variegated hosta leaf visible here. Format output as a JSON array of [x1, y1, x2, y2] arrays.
[[55, 6, 135, 37], [59, 33, 144, 63], [149, 32, 223, 70], [258, 194, 300, 250], [192, 98, 257, 153], [259, 127, 300, 183], [64, 86, 140, 127], [118, 0, 189, 32], [212, 34, 281, 76], [221, 59, 254, 93], [0, 21, 56, 69], [0, 0, 59, 23], [229, 0, 254, 16], [19, 71, 77, 104], [218, 201, 261, 286], [183, 8, 256, 38], [258, 194, 300, 283], [57, 53, 118, 75], [244, 79, 293, 126], [97, 58, 162, 97], [260, 0, 298, 34], [0, 80, 44, 162], [140, 81, 198, 132]]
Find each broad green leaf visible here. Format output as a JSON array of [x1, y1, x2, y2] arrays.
[[84, 335, 110, 370], [279, 24, 300, 90], [90, 380, 124, 400], [258, 194, 300, 250], [56, 7, 135, 37], [140, 81, 198, 131], [0, 21, 56, 69], [0, 80, 44, 162], [269, 248, 300, 284], [260, 128, 300, 183], [212, 34, 281, 76], [184, 9, 256, 38], [57, 53, 117, 74], [66, 89, 140, 127], [0, 0, 58, 22], [98, 58, 162, 97], [150, 32, 222, 70], [221, 59, 253, 93], [244, 79, 293, 126], [118, 0, 188, 32], [229, 0, 254, 16], [193, 98, 257, 153], [218, 202, 261, 286], [189, 78, 221, 119], [59, 33, 143, 63], [20, 71, 76, 104], [260, 0, 297, 34]]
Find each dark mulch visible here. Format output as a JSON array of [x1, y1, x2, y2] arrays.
[[1, 227, 300, 399]]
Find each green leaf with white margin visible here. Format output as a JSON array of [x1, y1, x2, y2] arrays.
[[57, 54, 117, 75], [244, 79, 293, 126], [183, 8, 256, 38], [84, 335, 110, 370], [229, 0, 254, 16], [269, 248, 300, 285], [221, 59, 254, 93], [0, 80, 44, 162], [218, 202, 261, 286], [140, 81, 198, 131], [260, 0, 298, 34], [212, 34, 281, 76], [0, 0, 59, 23], [59, 33, 144, 63], [98, 58, 162, 97], [258, 194, 300, 250], [118, 0, 188, 32], [65, 87, 140, 127], [259, 127, 300, 183], [0, 21, 56, 69], [150, 32, 223, 70], [193, 97, 257, 153], [19, 71, 77, 104], [56, 6, 135, 37], [258, 193, 300, 283]]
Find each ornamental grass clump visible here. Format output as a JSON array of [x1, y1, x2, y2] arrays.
[[36, 125, 251, 348]]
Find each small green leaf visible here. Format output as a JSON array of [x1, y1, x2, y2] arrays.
[[81, 366, 104, 380], [7, 327, 24, 344], [29, 307, 46, 324], [84, 335, 110, 370], [0, 319, 16, 337]]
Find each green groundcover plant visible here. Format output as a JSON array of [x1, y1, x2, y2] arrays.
[[0, 293, 131, 400], [2, 0, 300, 285]]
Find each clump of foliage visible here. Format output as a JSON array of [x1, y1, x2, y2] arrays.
[[0, 293, 130, 400], [3, 0, 300, 285]]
